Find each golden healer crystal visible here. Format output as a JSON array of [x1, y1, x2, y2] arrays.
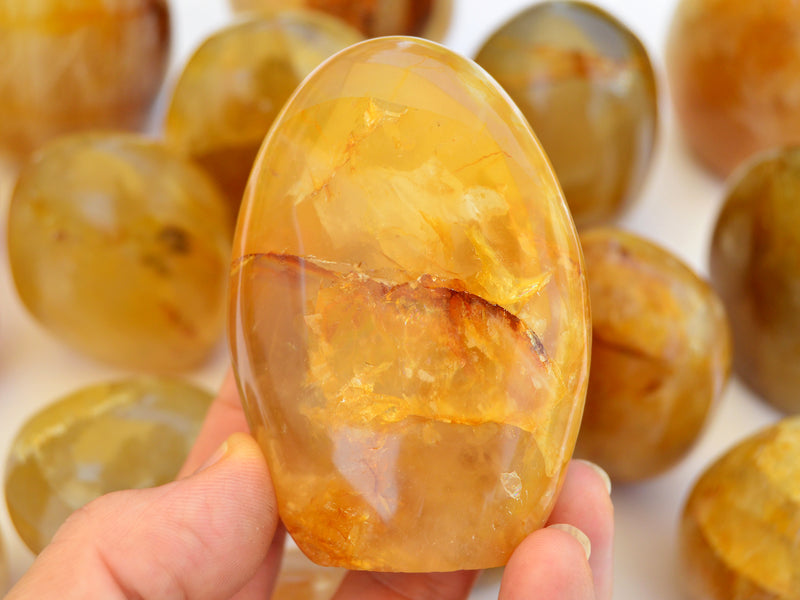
[[229, 37, 590, 572]]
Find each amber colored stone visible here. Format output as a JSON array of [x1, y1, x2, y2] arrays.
[[575, 228, 731, 482], [666, 0, 800, 177], [709, 147, 800, 413], [163, 12, 363, 215], [229, 37, 590, 572], [4, 377, 213, 554], [0, 534, 7, 594], [0, 0, 170, 161], [273, 546, 345, 600], [680, 416, 800, 600], [7, 133, 232, 371], [229, 0, 451, 40], [475, 1, 657, 228]]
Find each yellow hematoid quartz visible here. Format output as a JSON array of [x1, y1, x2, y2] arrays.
[[228, 0, 452, 41], [4, 377, 213, 554], [681, 416, 800, 600], [0, 0, 170, 160], [164, 11, 364, 216], [229, 37, 591, 572], [7, 133, 232, 371], [474, 1, 658, 228], [576, 228, 731, 482]]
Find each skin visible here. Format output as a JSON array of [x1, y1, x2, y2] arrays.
[[6, 372, 614, 599]]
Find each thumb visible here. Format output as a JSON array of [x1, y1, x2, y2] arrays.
[[7, 433, 279, 600]]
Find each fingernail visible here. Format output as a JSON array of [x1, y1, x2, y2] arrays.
[[194, 440, 229, 474], [547, 523, 592, 560], [574, 458, 612, 495]]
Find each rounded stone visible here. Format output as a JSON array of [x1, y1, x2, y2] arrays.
[[229, 36, 590, 572], [4, 377, 213, 554], [163, 11, 363, 216], [709, 147, 800, 413], [576, 228, 731, 482], [7, 133, 232, 371], [229, 0, 451, 41], [0, 0, 170, 161], [680, 416, 800, 600], [666, 0, 800, 177], [475, 0, 658, 228]]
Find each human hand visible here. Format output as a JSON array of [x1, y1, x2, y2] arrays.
[[6, 372, 613, 600]]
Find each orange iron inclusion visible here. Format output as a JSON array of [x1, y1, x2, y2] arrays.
[[228, 37, 590, 572]]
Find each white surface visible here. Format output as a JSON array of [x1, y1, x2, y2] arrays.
[[0, 1, 783, 598]]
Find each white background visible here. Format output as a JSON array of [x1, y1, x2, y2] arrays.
[[0, 0, 783, 598]]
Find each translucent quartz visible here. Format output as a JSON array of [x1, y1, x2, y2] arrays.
[[681, 416, 800, 599], [710, 147, 800, 414], [229, 37, 590, 572], [4, 377, 213, 554], [576, 228, 731, 482], [0, 0, 170, 161], [164, 12, 363, 216], [229, 0, 451, 40], [7, 133, 232, 371], [475, 1, 657, 228], [666, 0, 800, 177]]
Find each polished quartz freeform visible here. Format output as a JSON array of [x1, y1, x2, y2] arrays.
[[681, 416, 800, 599], [0, 0, 170, 161], [576, 228, 731, 482], [475, 1, 658, 228], [229, 0, 451, 40], [5, 377, 213, 554], [666, 0, 800, 177], [164, 11, 363, 215], [7, 133, 232, 371], [229, 37, 590, 572], [710, 147, 800, 413]]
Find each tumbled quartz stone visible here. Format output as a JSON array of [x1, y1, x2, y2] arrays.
[[229, 0, 451, 41], [229, 37, 590, 572], [164, 11, 363, 216], [7, 133, 232, 371], [475, 1, 657, 228], [575, 228, 731, 482], [5, 377, 213, 554], [666, 0, 800, 177], [710, 147, 800, 414], [681, 416, 800, 599], [0, 0, 170, 161]]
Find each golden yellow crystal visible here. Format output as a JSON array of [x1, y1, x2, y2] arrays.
[[5, 377, 213, 554], [229, 37, 590, 572], [164, 11, 363, 215], [681, 416, 800, 599]]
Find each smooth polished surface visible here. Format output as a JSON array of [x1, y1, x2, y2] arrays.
[[710, 147, 800, 414], [666, 0, 800, 177], [475, 0, 658, 228], [230, 37, 590, 572], [0, 0, 170, 161], [229, 0, 451, 40], [680, 416, 800, 600], [7, 133, 232, 371], [576, 228, 731, 482], [4, 377, 213, 555], [164, 11, 363, 216]]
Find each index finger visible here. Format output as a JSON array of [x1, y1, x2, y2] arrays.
[[179, 369, 250, 477]]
